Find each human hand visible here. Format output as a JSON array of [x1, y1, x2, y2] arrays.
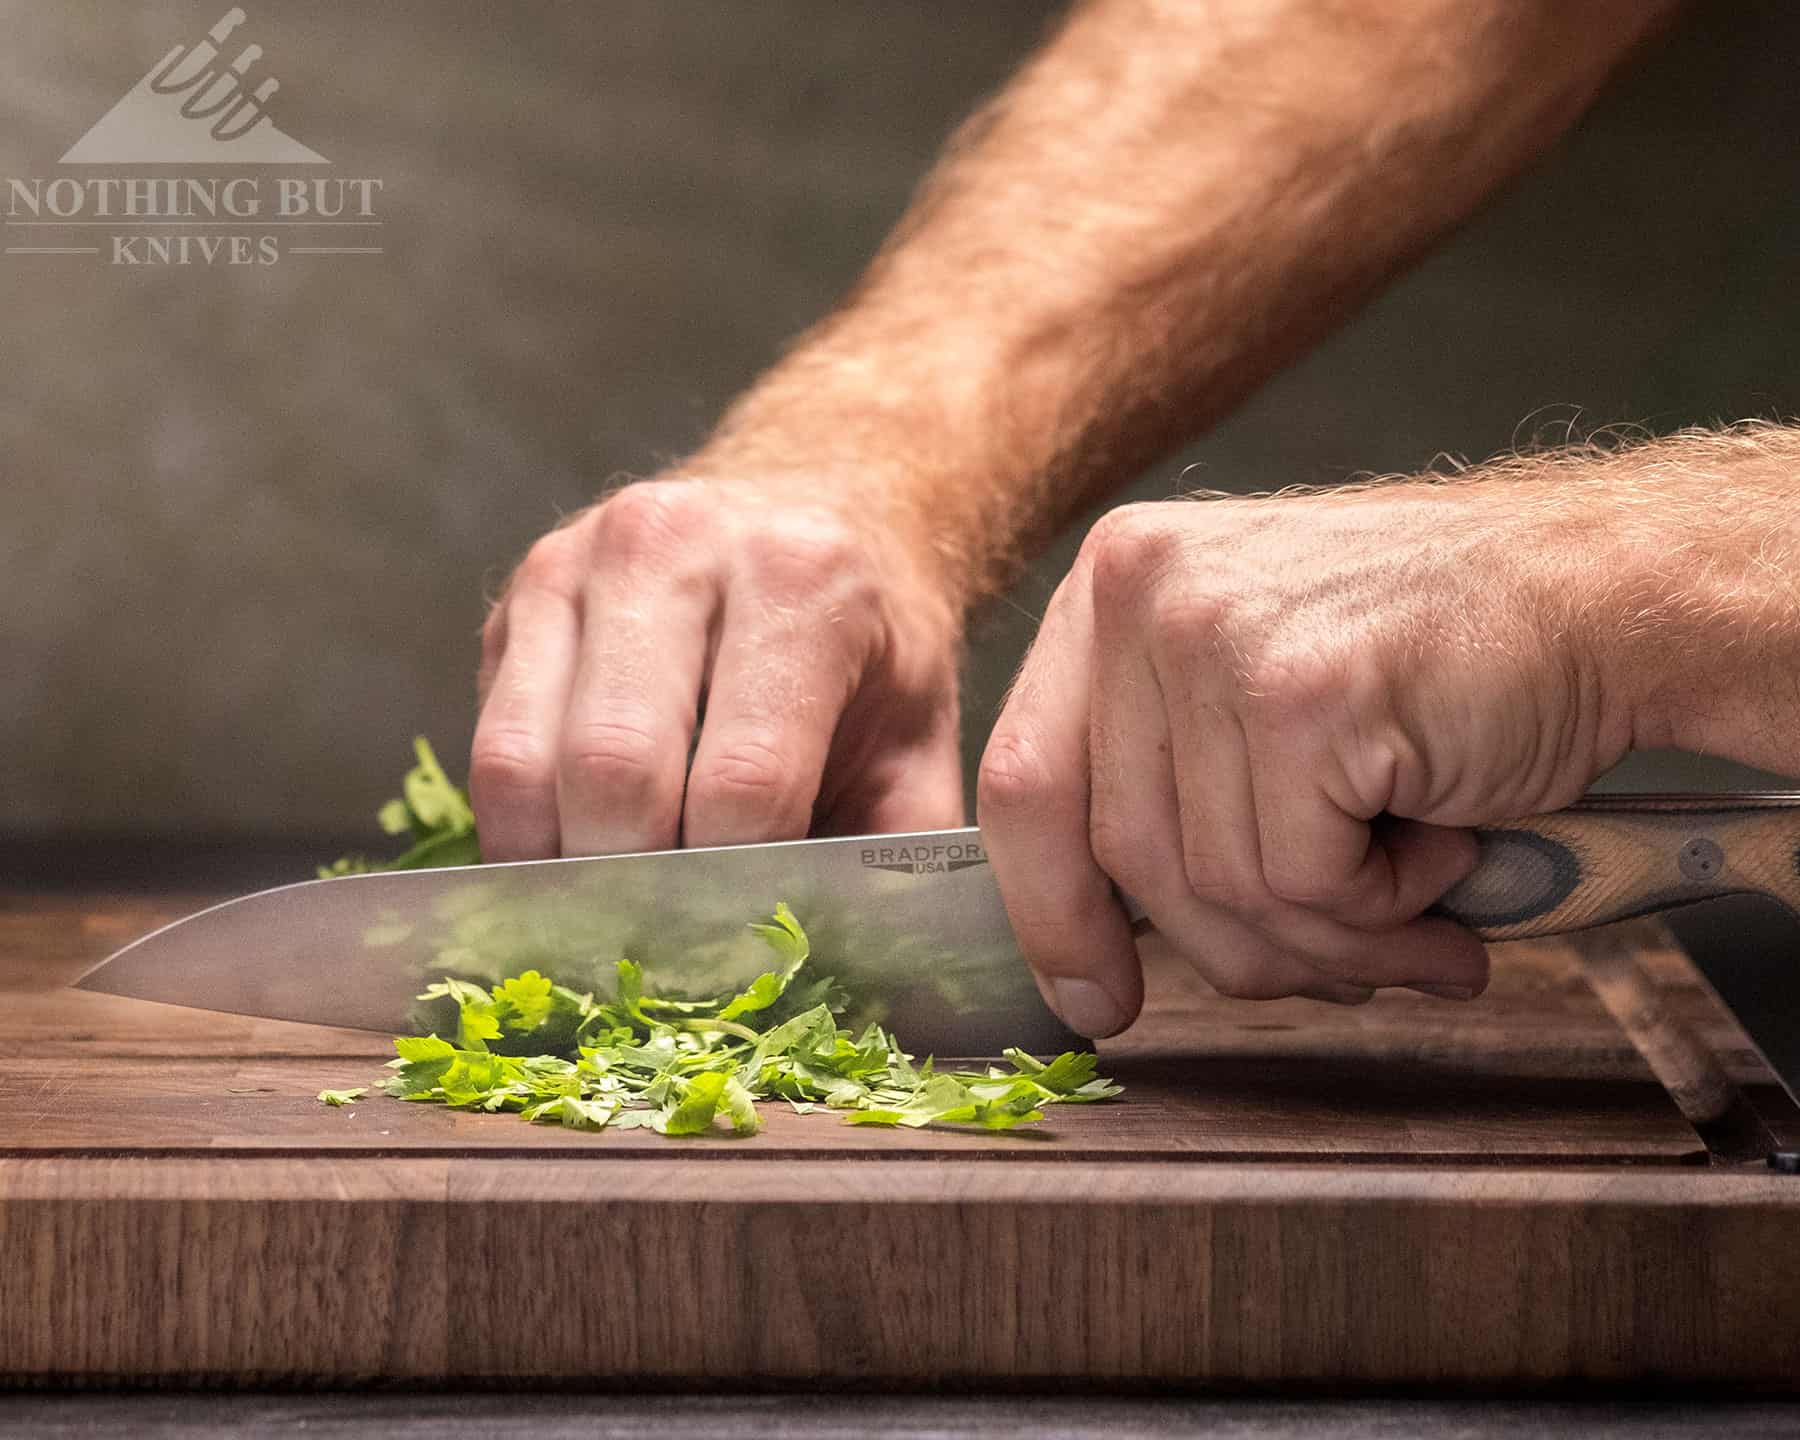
[[471, 472, 963, 859], [978, 482, 1642, 1036]]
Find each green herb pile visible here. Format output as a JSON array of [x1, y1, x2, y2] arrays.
[[380, 903, 1118, 1135], [316, 739, 1121, 1138]]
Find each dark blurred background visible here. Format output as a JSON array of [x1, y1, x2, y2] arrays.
[[3, 0, 1798, 879]]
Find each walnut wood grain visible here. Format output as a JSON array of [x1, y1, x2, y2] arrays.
[[1438, 793, 1800, 940], [4, 1157, 1800, 1385], [0, 1051, 1703, 1162], [4, 884, 1799, 1384]]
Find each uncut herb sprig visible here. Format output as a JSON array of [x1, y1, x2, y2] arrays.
[[319, 737, 479, 877]]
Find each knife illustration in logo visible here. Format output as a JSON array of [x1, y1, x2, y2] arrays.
[[61, 9, 327, 164]]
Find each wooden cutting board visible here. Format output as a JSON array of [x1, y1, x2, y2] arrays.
[[3, 884, 1798, 1385]]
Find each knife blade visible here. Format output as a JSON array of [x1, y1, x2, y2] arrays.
[[74, 796, 1800, 1087], [75, 826, 1081, 1056]]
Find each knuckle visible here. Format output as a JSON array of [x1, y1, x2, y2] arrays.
[[976, 732, 1057, 823], [1088, 811, 1146, 888], [1151, 586, 1235, 661], [594, 481, 706, 561], [1241, 644, 1339, 719], [514, 530, 585, 594], [1261, 863, 1348, 909], [1085, 504, 1174, 610], [688, 739, 807, 820], [1181, 852, 1274, 926], [470, 729, 554, 800], [751, 510, 866, 592], [561, 718, 664, 801]]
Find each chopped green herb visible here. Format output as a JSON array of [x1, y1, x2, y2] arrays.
[[317, 1087, 367, 1107], [322, 742, 1122, 1138], [364, 904, 1120, 1137]]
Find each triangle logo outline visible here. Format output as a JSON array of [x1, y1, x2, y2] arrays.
[[61, 8, 328, 165]]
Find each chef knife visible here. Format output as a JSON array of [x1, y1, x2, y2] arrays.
[[75, 793, 1800, 1079]]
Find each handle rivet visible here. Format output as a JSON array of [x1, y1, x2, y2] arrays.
[[1679, 837, 1724, 882]]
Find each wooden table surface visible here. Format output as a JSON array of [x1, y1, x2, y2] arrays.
[[4, 882, 1800, 1387]]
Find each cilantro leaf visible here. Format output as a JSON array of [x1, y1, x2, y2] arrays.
[[317, 1088, 367, 1107], [525, 1094, 618, 1131], [658, 1071, 732, 1137], [456, 1002, 502, 1051], [494, 971, 555, 1030], [715, 902, 810, 1022], [394, 1034, 456, 1062], [999, 1048, 1123, 1100]]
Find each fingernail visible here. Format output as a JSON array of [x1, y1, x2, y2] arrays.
[[1050, 977, 1128, 1038], [1412, 983, 1475, 1001]]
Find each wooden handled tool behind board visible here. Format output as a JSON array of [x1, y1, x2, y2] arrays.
[[1434, 792, 1800, 941]]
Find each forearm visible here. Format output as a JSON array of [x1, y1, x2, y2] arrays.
[[692, 0, 1676, 611], [1492, 423, 1800, 774]]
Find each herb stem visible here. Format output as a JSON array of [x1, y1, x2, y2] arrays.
[[675, 1017, 762, 1044]]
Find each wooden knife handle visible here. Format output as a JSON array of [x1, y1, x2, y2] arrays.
[[1432, 793, 1800, 941]]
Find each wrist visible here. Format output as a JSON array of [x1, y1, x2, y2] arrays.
[[683, 330, 1016, 620], [1484, 435, 1797, 765]]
